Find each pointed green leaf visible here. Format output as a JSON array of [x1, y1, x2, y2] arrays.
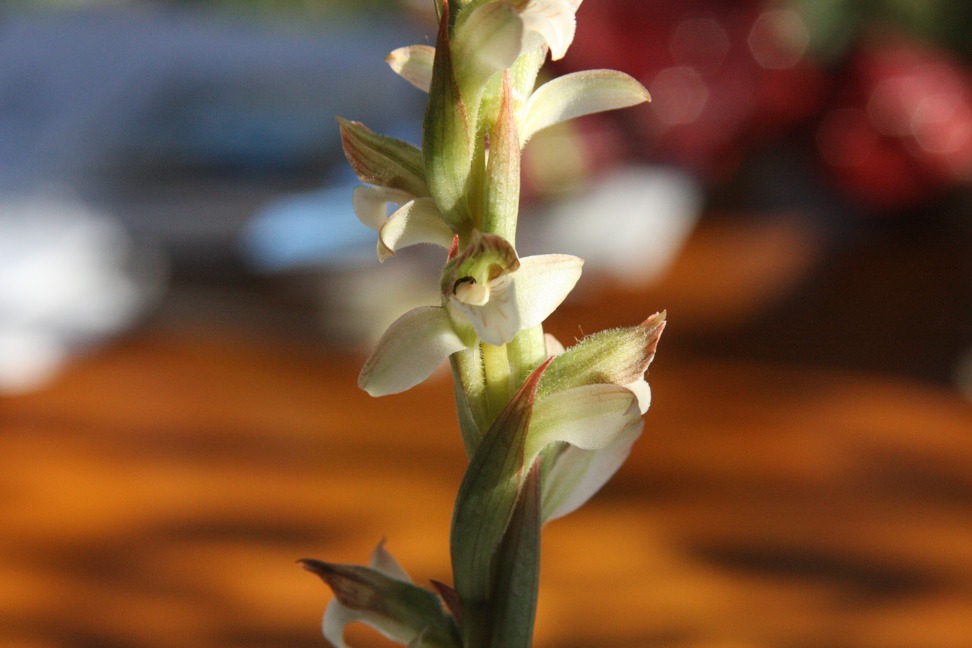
[[423, 3, 474, 234], [483, 72, 521, 242], [338, 118, 427, 197], [521, 69, 650, 144], [451, 358, 551, 604], [488, 461, 541, 648]]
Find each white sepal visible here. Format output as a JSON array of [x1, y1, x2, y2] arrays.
[[624, 378, 652, 414], [544, 332, 566, 357], [513, 254, 583, 329], [453, 2, 524, 95], [368, 540, 412, 583], [378, 197, 454, 261], [322, 598, 357, 648], [358, 306, 468, 396], [526, 383, 640, 458], [521, 69, 650, 144], [541, 418, 642, 522], [520, 0, 577, 61], [352, 185, 413, 231], [386, 45, 435, 93]]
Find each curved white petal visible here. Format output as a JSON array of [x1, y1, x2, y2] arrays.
[[386, 45, 434, 93], [450, 273, 520, 346], [322, 599, 356, 648], [541, 418, 642, 523], [624, 378, 652, 414], [352, 185, 413, 231], [358, 306, 468, 396], [377, 197, 454, 261], [521, 0, 577, 60], [513, 254, 583, 329], [527, 383, 640, 459], [322, 600, 422, 648], [521, 70, 650, 143]]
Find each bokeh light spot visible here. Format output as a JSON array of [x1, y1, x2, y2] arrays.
[[650, 66, 709, 126], [748, 9, 809, 70]]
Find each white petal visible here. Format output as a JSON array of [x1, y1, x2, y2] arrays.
[[521, 0, 576, 60], [450, 273, 520, 346], [386, 45, 434, 93], [521, 70, 651, 143], [352, 185, 413, 231], [527, 383, 640, 459], [358, 306, 468, 396], [377, 197, 453, 261], [624, 378, 652, 414], [544, 332, 566, 357], [368, 540, 412, 583], [322, 599, 355, 648], [453, 2, 524, 94], [513, 254, 583, 329], [322, 598, 421, 648], [541, 418, 642, 522]]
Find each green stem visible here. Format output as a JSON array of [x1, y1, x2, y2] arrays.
[[481, 342, 511, 422], [451, 347, 489, 457], [507, 324, 546, 386]]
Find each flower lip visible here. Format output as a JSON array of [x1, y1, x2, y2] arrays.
[[454, 276, 491, 306]]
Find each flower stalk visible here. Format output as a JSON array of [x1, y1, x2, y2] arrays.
[[303, 2, 663, 646]]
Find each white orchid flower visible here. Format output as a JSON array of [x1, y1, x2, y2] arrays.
[[321, 542, 412, 648], [301, 541, 459, 648], [339, 118, 459, 262], [536, 313, 664, 522], [387, 0, 648, 149], [358, 232, 583, 396], [389, 0, 580, 95]]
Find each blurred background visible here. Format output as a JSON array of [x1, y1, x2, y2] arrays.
[[1, 1, 970, 647]]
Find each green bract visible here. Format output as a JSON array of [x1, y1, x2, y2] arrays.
[[301, 542, 460, 648]]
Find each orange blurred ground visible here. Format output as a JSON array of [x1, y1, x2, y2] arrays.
[[2, 216, 971, 647]]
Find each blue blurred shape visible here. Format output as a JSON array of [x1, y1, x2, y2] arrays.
[[242, 181, 373, 271]]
